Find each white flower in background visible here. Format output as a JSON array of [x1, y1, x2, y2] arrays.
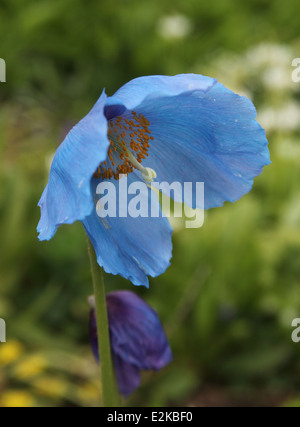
[[262, 66, 295, 90], [157, 14, 192, 39], [246, 43, 293, 69], [209, 43, 298, 94], [258, 102, 300, 132], [207, 42, 300, 135]]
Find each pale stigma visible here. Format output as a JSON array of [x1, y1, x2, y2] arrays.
[[126, 151, 157, 182]]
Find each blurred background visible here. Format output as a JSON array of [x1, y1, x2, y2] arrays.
[[1, 0, 300, 407]]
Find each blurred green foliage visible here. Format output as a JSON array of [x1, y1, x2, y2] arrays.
[[1, 0, 300, 407]]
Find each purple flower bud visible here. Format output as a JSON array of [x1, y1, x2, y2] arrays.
[[89, 291, 172, 397]]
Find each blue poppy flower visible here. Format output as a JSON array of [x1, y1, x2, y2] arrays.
[[37, 74, 270, 287], [89, 291, 172, 397]]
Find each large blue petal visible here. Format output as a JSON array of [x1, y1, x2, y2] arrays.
[[82, 173, 173, 287], [105, 74, 217, 117], [37, 91, 109, 240], [130, 82, 270, 209]]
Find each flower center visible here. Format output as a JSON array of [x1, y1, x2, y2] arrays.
[[94, 111, 156, 182]]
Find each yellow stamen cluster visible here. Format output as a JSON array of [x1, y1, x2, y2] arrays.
[[94, 111, 154, 180]]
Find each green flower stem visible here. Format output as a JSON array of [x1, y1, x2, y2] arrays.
[[87, 237, 120, 407]]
